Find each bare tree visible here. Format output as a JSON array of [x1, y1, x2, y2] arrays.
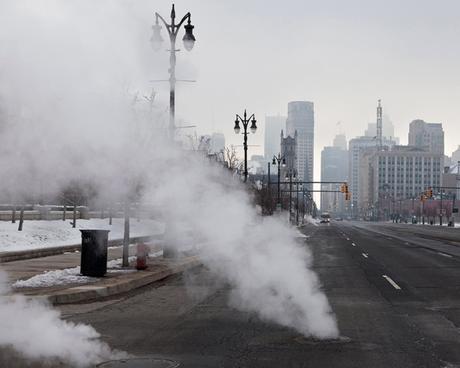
[[225, 145, 241, 170]]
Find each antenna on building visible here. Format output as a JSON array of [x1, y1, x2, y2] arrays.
[[376, 99, 383, 150]]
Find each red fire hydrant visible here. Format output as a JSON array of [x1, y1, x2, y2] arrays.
[[136, 243, 148, 270]]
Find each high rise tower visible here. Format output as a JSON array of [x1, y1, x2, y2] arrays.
[[377, 100, 383, 150], [286, 101, 314, 185], [408, 119, 444, 155], [264, 115, 286, 160]]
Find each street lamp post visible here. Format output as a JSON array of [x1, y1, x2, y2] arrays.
[[233, 110, 257, 183], [151, 4, 196, 140], [272, 153, 286, 206], [296, 182, 302, 225], [285, 170, 296, 223]]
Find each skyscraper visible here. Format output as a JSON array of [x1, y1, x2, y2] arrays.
[[452, 146, 460, 164], [333, 134, 347, 151], [321, 134, 348, 215], [408, 120, 444, 155], [286, 101, 314, 185], [348, 136, 396, 217], [264, 115, 286, 161]]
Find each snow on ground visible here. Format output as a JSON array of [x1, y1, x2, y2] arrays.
[[13, 256, 138, 288], [0, 219, 165, 253], [13, 266, 98, 288], [13, 251, 165, 288]]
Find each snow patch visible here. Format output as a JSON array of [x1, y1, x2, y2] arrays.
[[0, 219, 164, 253], [13, 256, 137, 288]]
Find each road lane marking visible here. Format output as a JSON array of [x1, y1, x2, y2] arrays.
[[346, 238, 350, 241], [362, 253, 368, 258], [382, 275, 401, 290], [351, 242, 356, 247], [438, 252, 453, 258]]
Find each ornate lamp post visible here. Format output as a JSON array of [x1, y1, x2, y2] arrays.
[[234, 110, 257, 182], [151, 4, 196, 140], [285, 170, 297, 223], [272, 153, 286, 206]]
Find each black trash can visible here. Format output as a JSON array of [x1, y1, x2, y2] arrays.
[[80, 229, 110, 277]]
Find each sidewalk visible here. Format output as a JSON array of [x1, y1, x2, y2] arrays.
[[4, 244, 201, 305]]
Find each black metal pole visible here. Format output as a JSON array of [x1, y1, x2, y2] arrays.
[[277, 161, 281, 205], [296, 183, 299, 225], [440, 190, 443, 226], [169, 30, 176, 140], [243, 127, 248, 183], [422, 199, 425, 224], [267, 162, 270, 187], [18, 206, 24, 231], [452, 193, 456, 225], [154, 5, 194, 141], [234, 110, 256, 183], [289, 175, 292, 223], [123, 201, 130, 267]]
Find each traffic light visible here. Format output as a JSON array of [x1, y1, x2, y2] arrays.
[[345, 192, 351, 201], [341, 183, 349, 194], [420, 195, 426, 202], [426, 188, 433, 198]]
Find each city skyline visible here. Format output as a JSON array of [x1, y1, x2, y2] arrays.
[[147, 0, 460, 184]]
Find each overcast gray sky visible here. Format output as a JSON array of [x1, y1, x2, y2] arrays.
[[150, 0, 460, 180], [2, 0, 459, 183]]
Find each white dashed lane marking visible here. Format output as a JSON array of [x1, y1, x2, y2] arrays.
[[351, 242, 356, 247], [438, 252, 453, 258], [382, 275, 402, 290], [362, 253, 368, 258]]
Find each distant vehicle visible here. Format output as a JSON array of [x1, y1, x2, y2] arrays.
[[320, 212, 331, 224], [334, 217, 343, 221]]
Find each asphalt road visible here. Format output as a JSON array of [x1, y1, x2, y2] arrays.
[[50, 221, 460, 368]]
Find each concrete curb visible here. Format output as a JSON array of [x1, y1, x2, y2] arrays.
[[34, 256, 201, 305], [0, 235, 157, 263]]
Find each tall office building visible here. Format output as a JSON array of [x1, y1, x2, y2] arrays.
[[362, 146, 443, 218], [321, 135, 348, 215], [451, 146, 460, 164], [264, 115, 286, 161], [333, 134, 347, 151], [349, 136, 396, 216], [286, 101, 314, 185], [408, 120, 444, 155]]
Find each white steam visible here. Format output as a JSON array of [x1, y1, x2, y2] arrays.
[[148, 156, 338, 338], [0, 271, 124, 366], [0, 1, 338, 365]]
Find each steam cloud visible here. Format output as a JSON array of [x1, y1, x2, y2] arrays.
[[0, 270, 123, 366], [0, 1, 338, 366]]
